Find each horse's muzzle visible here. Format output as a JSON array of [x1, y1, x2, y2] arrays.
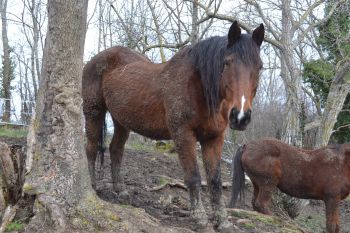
[[229, 108, 251, 131]]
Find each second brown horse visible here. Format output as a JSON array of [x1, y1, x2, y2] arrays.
[[229, 138, 350, 233], [83, 21, 264, 229]]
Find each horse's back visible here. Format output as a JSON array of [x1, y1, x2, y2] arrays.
[[241, 139, 282, 178], [82, 46, 149, 118], [82, 46, 148, 86]]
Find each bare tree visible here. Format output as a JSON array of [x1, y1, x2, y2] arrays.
[[0, 0, 12, 122], [315, 61, 350, 147]]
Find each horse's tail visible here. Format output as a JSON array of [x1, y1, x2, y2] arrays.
[[228, 144, 246, 208], [82, 49, 113, 171]]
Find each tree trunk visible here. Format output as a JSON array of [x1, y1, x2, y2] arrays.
[[280, 0, 303, 147], [23, 0, 92, 231], [191, 0, 199, 44], [31, 0, 40, 97], [147, 0, 166, 62], [315, 61, 350, 147], [0, 0, 11, 123]]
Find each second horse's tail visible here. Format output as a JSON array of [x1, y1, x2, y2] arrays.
[[228, 145, 245, 208]]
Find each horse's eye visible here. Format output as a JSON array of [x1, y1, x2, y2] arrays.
[[224, 60, 230, 66]]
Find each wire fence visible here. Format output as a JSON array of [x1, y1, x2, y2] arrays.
[[0, 98, 35, 126]]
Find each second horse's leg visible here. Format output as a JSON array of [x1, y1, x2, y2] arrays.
[[325, 197, 340, 233], [253, 184, 274, 215], [251, 181, 259, 211]]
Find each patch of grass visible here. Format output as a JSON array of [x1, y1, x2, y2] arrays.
[[295, 214, 324, 233], [5, 220, 25, 232], [228, 209, 305, 232], [126, 141, 154, 152], [280, 227, 301, 233], [0, 127, 28, 138], [104, 210, 122, 222], [158, 177, 168, 186], [154, 141, 175, 153], [252, 213, 282, 225], [242, 222, 255, 229]]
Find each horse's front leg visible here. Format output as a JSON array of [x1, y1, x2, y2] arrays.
[[324, 197, 340, 233], [201, 135, 232, 230], [172, 130, 208, 228]]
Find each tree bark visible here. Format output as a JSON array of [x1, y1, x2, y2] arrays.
[[30, 0, 40, 97], [279, 0, 303, 147], [191, 0, 199, 44], [0, 0, 11, 122], [315, 61, 350, 147], [24, 0, 91, 231]]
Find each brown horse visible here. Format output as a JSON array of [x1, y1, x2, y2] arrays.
[[82, 21, 264, 229], [229, 138, 350, 233]]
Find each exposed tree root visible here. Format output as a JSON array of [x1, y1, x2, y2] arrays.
[[24, 192, 194, 233], [37, 194, 67, 233], [0, 205, 18, 233]]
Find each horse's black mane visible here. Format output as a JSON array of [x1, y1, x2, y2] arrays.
[[187, 34, 260, 114]]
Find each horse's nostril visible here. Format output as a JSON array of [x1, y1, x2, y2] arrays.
[[244, 114, 251, 125], [230, 108, 239, 122]]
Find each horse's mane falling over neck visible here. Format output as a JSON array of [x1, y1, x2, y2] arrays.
[[187, 34, 261, 114]]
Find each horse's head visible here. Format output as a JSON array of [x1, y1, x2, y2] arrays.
[[221, 21, 264, 131]]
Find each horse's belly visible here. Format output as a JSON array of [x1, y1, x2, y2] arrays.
[[278, 174, 322, 199], [128, 124, 171, 140], [103, 77, 171, 139], [107, 102, 171, 140]]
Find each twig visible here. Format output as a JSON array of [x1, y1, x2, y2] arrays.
[[148, 175, 231, 191]]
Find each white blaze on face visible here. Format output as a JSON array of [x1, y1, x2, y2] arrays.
[[237, 95, 246, 121]]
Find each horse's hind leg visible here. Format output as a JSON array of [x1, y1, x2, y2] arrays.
[[200, 135, 231, 230], [325, 197, 340, 233], [110, 120, 129, 193], [85, 112, 106, 189], [251, 181, 259, 211], [172, 130, 208, 227], [253, 183, 274, 215]]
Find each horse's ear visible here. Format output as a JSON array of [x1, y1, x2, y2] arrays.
[[252, 23, 264, 47], [228, 21, 241, 47]]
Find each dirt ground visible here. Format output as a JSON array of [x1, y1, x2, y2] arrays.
[[95, 146, 234, 232], [1, 136, 350, 232]]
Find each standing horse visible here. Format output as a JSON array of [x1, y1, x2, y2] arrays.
[[82, 21, 264, 229], [229, 138, 350, 233]]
